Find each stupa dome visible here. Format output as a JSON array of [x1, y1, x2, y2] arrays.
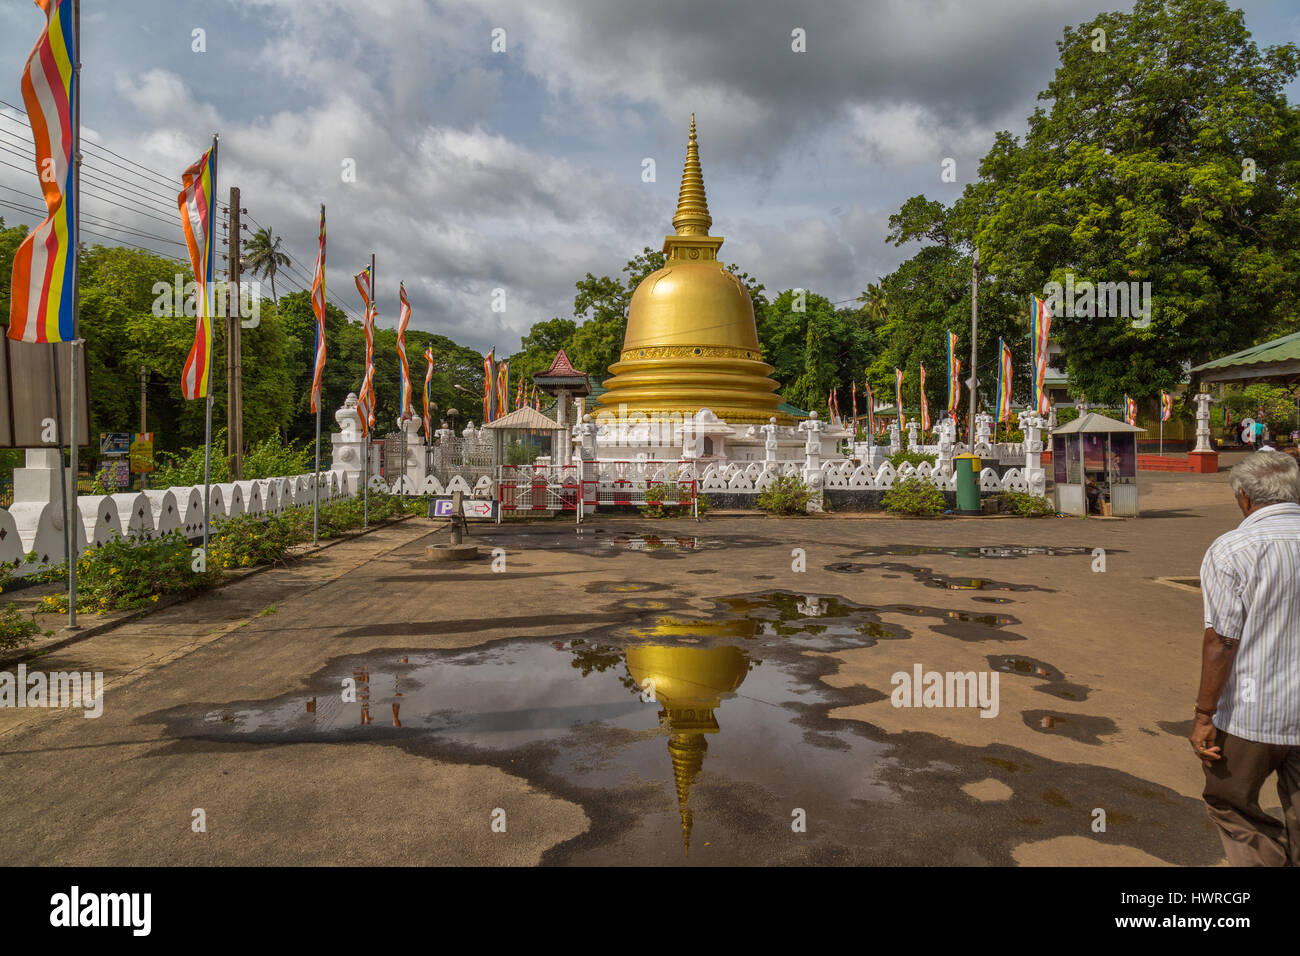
[[597, 116, 790, 425]]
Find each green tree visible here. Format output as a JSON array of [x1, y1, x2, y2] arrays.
[[0, 218, 28, 319], [243, 227, 291, 303], [887, 0, 1300, 405]]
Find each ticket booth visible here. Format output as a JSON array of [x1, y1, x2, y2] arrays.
[[1050, 413, 1144, 517]]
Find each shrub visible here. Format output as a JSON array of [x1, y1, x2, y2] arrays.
[[210, 512, 298, 569], [0, 603, 43, 654], [882, 477, 945, 516], [997, 490, 1055, 517], [640, 483, 693, 518], [40, 532, 212, 613], [888, 450, 937, 468], [756, 475, 812, 515]]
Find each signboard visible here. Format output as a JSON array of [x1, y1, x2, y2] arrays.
[[129, 432, 154, 473], [0, 337, 91, 448], [100, 432, 131, 456], [430, 496, 497, 520], [102, 459, 131, 490]]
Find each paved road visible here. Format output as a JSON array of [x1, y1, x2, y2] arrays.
[[0, 472, 1261, 865]]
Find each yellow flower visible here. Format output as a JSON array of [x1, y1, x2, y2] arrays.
[[151, 594, 159, 602], [109, 567, 119, 575]]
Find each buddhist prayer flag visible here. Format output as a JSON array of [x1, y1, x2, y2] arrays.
[[176, 145, 218, 399], [864, 381, 876, 436], [482, 349, 496, 422], [422, 347, 435, 438], [7, 0, 77, 344], [309, 205, 327, 413], [353, 265, 376, 437], [1161, 391, 1173, 422], [851, 381, 858, 435], [396, 282, 413, 421], [946, 330, 961, 414], [995, 338, 1012, 423], [919, 363, 930, 432], [1030, 295, 1052, 415], [496, 360, 510, 418], [894, 368, 904, 423], [1125, 395, 1137, 426]]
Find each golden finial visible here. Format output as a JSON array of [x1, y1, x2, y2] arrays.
[[672, 114, 712, 237]]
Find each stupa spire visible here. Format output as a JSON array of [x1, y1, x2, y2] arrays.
[[671, 114, 712, 237]]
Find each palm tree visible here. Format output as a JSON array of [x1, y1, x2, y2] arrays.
[[243, 226, 290, 302], [857, 280, 887, 323]]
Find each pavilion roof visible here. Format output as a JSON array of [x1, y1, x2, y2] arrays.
[[1190, 330, 1300, 383], [481, 405, 566, 431]]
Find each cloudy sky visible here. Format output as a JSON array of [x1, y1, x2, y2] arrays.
[[1, 0, 1297, 356]]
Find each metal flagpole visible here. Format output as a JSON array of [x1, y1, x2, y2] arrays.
[[312, 203, 323, 545], [65, 0, 83, 628], [363, 251, 373, 528], [202, 133, 219, 572], [968, 247, 979, 449], [50, 347, 72, 619], [313, 403, 321, 544]]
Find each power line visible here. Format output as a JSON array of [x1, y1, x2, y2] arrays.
[[0, 135, 179, 216], [0, 182, 183, 247]]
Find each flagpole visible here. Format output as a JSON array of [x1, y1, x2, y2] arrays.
[[308, 201, 321, 546], [363, 251, 373, 528], [64, 0, 83, 628], [202, 133, 218, 572]]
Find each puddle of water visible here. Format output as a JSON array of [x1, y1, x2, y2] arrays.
[[828, 561, 1050, 593], [1022, 710, 1117, 745], [988, 655, 1092, 701], [846, 545, 1104, 559], [154, 589, 1209, 865]]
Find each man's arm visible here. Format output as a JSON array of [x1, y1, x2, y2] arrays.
[[1190, 626, 1239, 765]]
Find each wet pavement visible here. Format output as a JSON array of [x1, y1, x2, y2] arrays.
[[150, 587, 1216, 865], [0, 491, 1250, 866]]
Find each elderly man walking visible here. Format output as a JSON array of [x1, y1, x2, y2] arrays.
[[1192, 450, 1300, 865]]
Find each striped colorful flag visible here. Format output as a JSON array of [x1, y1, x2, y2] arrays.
[[894, 368, 904, 424], [1161, 391, 1173, 422], [996, 338, 1012, 423], [946, 330, 960, 414], [308, 206, 327, 413], [864, 381, 876, 436], [919, 363, 930, 432], [1125, 395, 1137, 426], [422, 346, 435, 438], [7, 0, 77, 344], [1030, 295, 1052, 414], [851, 380, 858, 435], [176, 145, 218, 399], [353, 265, 376, 435], [482, 349, 496, 422], [496, 360, 510, 418], [396, 283, 413, 421], [1224, 406, 1232, 428]]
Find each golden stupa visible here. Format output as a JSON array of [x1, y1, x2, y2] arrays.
[[624, 643, 751, 856], [597, 117, 790, 425]]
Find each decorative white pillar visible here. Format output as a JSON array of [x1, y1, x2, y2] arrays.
[[888, 420, 901, 455], [1192, 391, 1213, 453], [1019, 408, 1047, 495], [936, 417, 956, 477], [760, 416, 779, 465], [330, 393, 366, 489], [798, 412, 825, 511]]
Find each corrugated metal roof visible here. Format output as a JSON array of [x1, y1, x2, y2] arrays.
[[1191, 331, 1300, 373]]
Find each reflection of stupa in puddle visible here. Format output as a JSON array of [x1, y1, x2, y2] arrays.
[[624, 644, 750, 856], [623, 616, 760, 642]]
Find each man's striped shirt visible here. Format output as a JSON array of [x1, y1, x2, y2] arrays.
[[1200, 502, 1300, 746]]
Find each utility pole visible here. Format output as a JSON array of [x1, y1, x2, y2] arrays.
[[139, 364, 147, 490], [226, 186, 243, 479], [968, 246, 979, 446]]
